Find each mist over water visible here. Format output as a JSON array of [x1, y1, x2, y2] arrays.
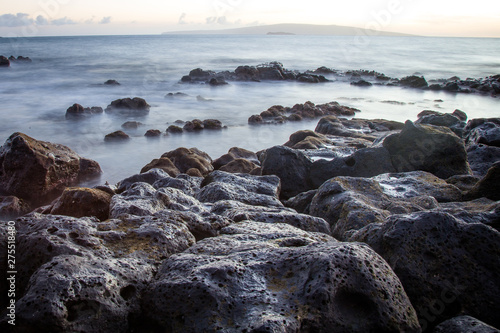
[[1, 35, 499, 184]]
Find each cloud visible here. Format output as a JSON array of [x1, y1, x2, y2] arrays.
[[36, 15, 49, 26], [51, 17, 77, 26], [178, 13, 187, 25], [99, 16, 112, 24], [0, 13, 33, 27]]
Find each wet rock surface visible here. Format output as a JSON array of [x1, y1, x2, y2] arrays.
[[105, 97, 150, 115]]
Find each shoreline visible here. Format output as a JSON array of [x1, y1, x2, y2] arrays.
[[0, 107, 499, 331]]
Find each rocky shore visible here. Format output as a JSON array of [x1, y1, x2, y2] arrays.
[[1, 106, 500, 332], [180, 62, 500, 97]]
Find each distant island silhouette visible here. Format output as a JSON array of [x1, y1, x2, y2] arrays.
[[163, 23, 414, 36]]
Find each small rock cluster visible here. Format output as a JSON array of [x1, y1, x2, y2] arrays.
[[0, 108, 499, 332], [248, 100, 360, 124]]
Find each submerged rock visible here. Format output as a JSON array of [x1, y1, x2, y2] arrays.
[[399, 75, 428, 88], [65, 104, 103, 118], [104, 130, 130, 142], [144, 129, 162, 137], [143, 221, 421, 332], [0, 132, 102, 207], [0, 56, 10, 67], [105, 97, 150, 115]]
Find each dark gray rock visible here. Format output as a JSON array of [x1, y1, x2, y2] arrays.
[[400, 75, 428, 88], [283, 189, 317, 214], [467, 161, 500, 200], [197, 170, 282, 208], [143, 221, 421, 332], [12, 255, 154, 333], [350, 211, 500, 331], [152, 208, 230, 241], [438, 198, 500, 232], [110, 183, 166, 218], [211, 200, 331, 234], [467, 144, 500, 177], [465, 119, 500, 147], [98, 214, 196, 261], [153, 174, 202, 196], [0, 56, 10, 67], [260, 145, 313, 199], [104, 79, 120, 85], [315, 116, 378, 141], [65, 104, 103, 119], [309, 147, 396, 188], [433, 316, 500, 333], [383, 120, 471, 179], [117, 168, 171, 192], [309, 171, 460, 240]]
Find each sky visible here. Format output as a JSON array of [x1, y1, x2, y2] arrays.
[[0, 0, 499, 37]]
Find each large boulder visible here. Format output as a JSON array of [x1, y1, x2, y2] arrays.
[[351, 211, 500, 331], [162, 147, 213, 176], [260, 145, 313, 199], [46, 187, 112, 221], [143, 221, 421, 332], [11, 255, 154, 332], [0, 133, 102, 206], [309, 171, 461, 240], [382, 120, 471, 179], [309, 147, 396, 188], [196, 171, 282, 208]]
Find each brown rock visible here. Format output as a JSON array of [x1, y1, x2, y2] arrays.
[[0, 196, 30, 218], [104, 131, 130, 142], [48, 187, 112, 221], [140, 157, 180, 177], [0, 132, 102, 205], [219, 158, 260, 174], [162, 147, 213, 176]]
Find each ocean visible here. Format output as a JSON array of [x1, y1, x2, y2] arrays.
[[0, 34, 499, 185]]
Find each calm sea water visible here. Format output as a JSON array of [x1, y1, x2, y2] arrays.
[[0, 35, 499, 184]]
